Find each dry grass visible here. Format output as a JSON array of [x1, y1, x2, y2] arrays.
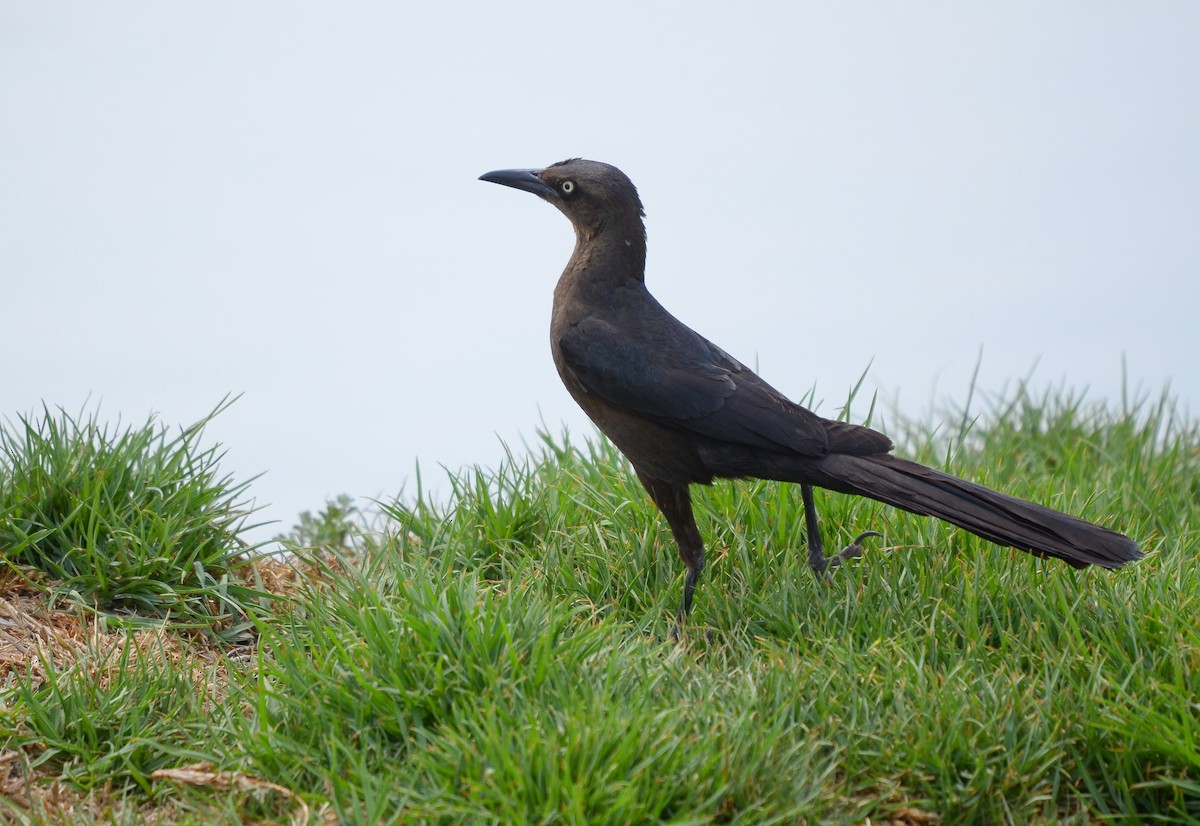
[[0, 555, 323, 825]]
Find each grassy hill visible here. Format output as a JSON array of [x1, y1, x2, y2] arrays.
[[1, 384, 1196, 824]]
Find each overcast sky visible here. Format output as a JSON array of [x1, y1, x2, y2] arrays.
[[3, 3, 1197, 544]]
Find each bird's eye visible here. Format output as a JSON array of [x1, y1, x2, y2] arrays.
[[561, 180, 576, 195]]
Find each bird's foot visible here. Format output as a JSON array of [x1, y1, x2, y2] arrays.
[[826, 530, 881, 568], [812, 530, 881, 582]]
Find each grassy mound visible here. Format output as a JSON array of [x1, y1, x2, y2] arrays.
[[1, 385, 1197, 824]]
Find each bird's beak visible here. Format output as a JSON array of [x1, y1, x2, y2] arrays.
[[478, 168, 556, 199]]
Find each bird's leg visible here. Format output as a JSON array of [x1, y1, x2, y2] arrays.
[[801, 484, 829, 576], [636, 471, 706, 625], [801, 484, 880, 579]]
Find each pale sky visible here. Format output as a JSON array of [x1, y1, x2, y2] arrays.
[[3, 3, 1197, 543]]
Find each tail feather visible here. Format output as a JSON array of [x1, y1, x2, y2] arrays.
[[815, 453, 1142, 569]]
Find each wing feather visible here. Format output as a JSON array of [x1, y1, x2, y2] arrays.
[[558, 317, 890, 457]]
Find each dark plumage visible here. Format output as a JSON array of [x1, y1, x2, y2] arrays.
[[480, 158, 1142, 621]]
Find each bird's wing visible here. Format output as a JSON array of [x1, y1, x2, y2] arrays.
[[558, 316, 890, 457]]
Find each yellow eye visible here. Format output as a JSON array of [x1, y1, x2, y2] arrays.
[[561, 180, 576, 195]]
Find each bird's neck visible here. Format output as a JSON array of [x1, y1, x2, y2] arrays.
[[564, 219, 647, 293]]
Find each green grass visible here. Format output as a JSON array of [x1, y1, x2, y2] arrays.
[[0, 397, 268, 640], [2, 382, 1198, 824], [14, 635, 228, 794]]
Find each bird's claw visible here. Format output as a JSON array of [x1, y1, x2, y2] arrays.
[[827, 530, 882, 567]]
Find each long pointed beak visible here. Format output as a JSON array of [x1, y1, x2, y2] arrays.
[[479, 168, 556, 198]]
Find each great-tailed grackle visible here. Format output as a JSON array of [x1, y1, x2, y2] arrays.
[[480, 158, 1142, 621]]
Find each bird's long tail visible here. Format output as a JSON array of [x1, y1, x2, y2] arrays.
[[811, 453, 1142, 568]]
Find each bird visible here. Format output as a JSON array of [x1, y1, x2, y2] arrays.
[[479, 158, 1142, 623]]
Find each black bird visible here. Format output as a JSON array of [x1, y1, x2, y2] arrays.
[[480, 158, 1142, 621]]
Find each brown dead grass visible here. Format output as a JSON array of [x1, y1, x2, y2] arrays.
[[0, 554, 332, 825]]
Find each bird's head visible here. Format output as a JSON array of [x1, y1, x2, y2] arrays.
[[479, 158, 645, 240]]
